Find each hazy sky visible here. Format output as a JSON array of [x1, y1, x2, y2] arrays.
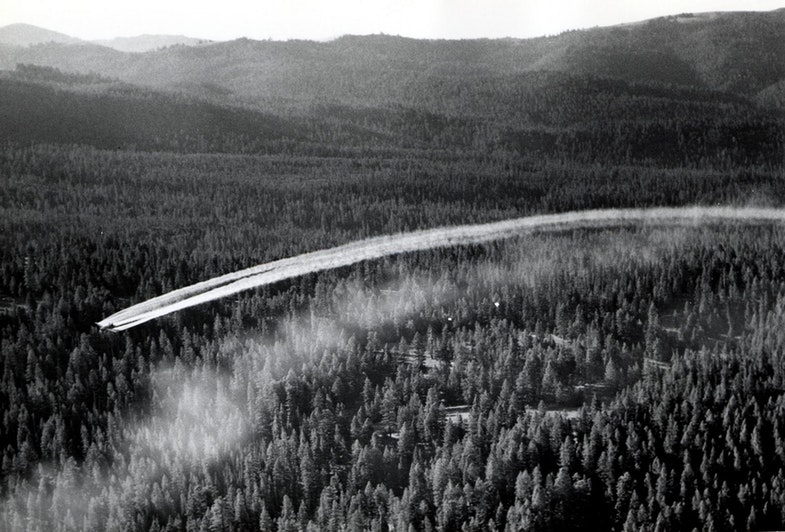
[[2, 0, 783, 41]]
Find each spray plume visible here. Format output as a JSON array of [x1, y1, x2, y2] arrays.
[[98, 206, 785, 331]]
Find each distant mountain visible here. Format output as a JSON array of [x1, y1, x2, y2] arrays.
[[0, 9, 783, 110], [0, 23, 83, 46], [0, 40, 127, 75], [535, 9, 785, 95], [0, 24, 212, 52], [92, 34, 212, 53]]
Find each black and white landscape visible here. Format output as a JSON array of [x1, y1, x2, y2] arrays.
[[1, 7, 785, 531]]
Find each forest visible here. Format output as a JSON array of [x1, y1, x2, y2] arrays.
[[2, 9, 785, 532]]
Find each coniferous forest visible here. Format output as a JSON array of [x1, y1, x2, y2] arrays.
[[2, 9, 785, 531]]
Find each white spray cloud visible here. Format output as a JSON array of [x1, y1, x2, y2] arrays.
[[130, 366, 248, 464]]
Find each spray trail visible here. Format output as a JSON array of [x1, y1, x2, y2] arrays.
[[98, 206, 785, 331]]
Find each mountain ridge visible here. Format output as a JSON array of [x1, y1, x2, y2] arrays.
[[0, 9, 782, 106], [0, 23, 210, 52], [92, 34, 213, 53], [0, 23, 83, 46]]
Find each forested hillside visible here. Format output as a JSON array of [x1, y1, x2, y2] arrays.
[[0, 69, 300, 152], [2, 63, 783, 168], [2, 8, 785, 531]]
